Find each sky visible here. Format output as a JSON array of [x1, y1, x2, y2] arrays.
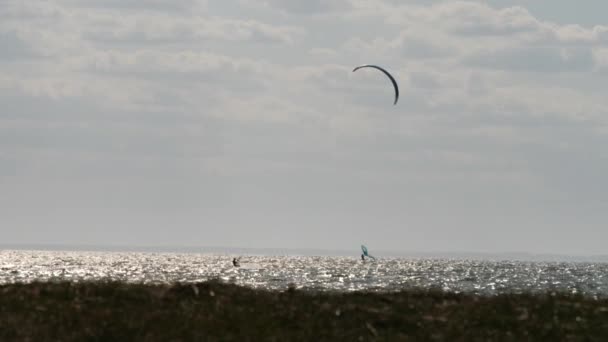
[[2, 0, 608, 255]]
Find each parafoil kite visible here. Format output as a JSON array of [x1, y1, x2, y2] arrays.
[[352, 64, 399, 105]]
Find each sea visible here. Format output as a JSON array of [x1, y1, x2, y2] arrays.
[[1, 249, 608, 297]]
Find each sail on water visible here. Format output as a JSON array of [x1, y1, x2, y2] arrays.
[[361, 245, 376, 261]]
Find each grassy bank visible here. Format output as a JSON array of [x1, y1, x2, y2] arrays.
[[0, 281, 607, 341]]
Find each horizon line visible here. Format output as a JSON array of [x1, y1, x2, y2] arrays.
[[0, 243, 607, 261]]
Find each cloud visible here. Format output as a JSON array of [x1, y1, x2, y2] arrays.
[[467, 46, 595, 72], [2, 0, 608, 253], [388, 30, 457, 59], [0, 30, 39, 60], [554, 24, 608, 43], [62, 0, 208, 12], [259, 0, 352, 14], [81, 14, 303, 45], [438, 3, 541, 36]]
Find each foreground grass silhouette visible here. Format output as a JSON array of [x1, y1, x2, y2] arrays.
[[1, 280, 607, 341]]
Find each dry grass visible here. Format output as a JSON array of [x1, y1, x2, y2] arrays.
[[0, 280, 607, 341]]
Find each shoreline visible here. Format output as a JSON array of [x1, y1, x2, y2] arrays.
[[1, 280, 607, 341]]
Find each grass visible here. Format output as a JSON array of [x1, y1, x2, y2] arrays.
[[0, 280, 607, 341]]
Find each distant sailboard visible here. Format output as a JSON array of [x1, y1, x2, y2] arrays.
[[361, 245, 376, 261]]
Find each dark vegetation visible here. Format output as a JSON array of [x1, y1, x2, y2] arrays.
[[1, 280, 607, 341]]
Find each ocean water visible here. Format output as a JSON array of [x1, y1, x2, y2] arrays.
[[1, 250, 607, 296]]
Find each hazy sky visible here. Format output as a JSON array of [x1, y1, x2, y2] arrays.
[[2, 0, 608, 255]]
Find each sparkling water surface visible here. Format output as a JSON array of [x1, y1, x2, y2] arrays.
[[1, 250, 607, 296]]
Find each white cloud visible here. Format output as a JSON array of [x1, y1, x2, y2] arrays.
[[466, 46, 595, 72], [0, 30, 39, 60], [80, 14, 303, 45], [61, 0, 208, 12], [258, 0, 352, 14]]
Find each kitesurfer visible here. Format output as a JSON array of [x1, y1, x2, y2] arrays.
[[232, 257, 240, 267]]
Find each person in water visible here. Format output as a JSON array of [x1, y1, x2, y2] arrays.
[[232, 257, 240, 267]]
